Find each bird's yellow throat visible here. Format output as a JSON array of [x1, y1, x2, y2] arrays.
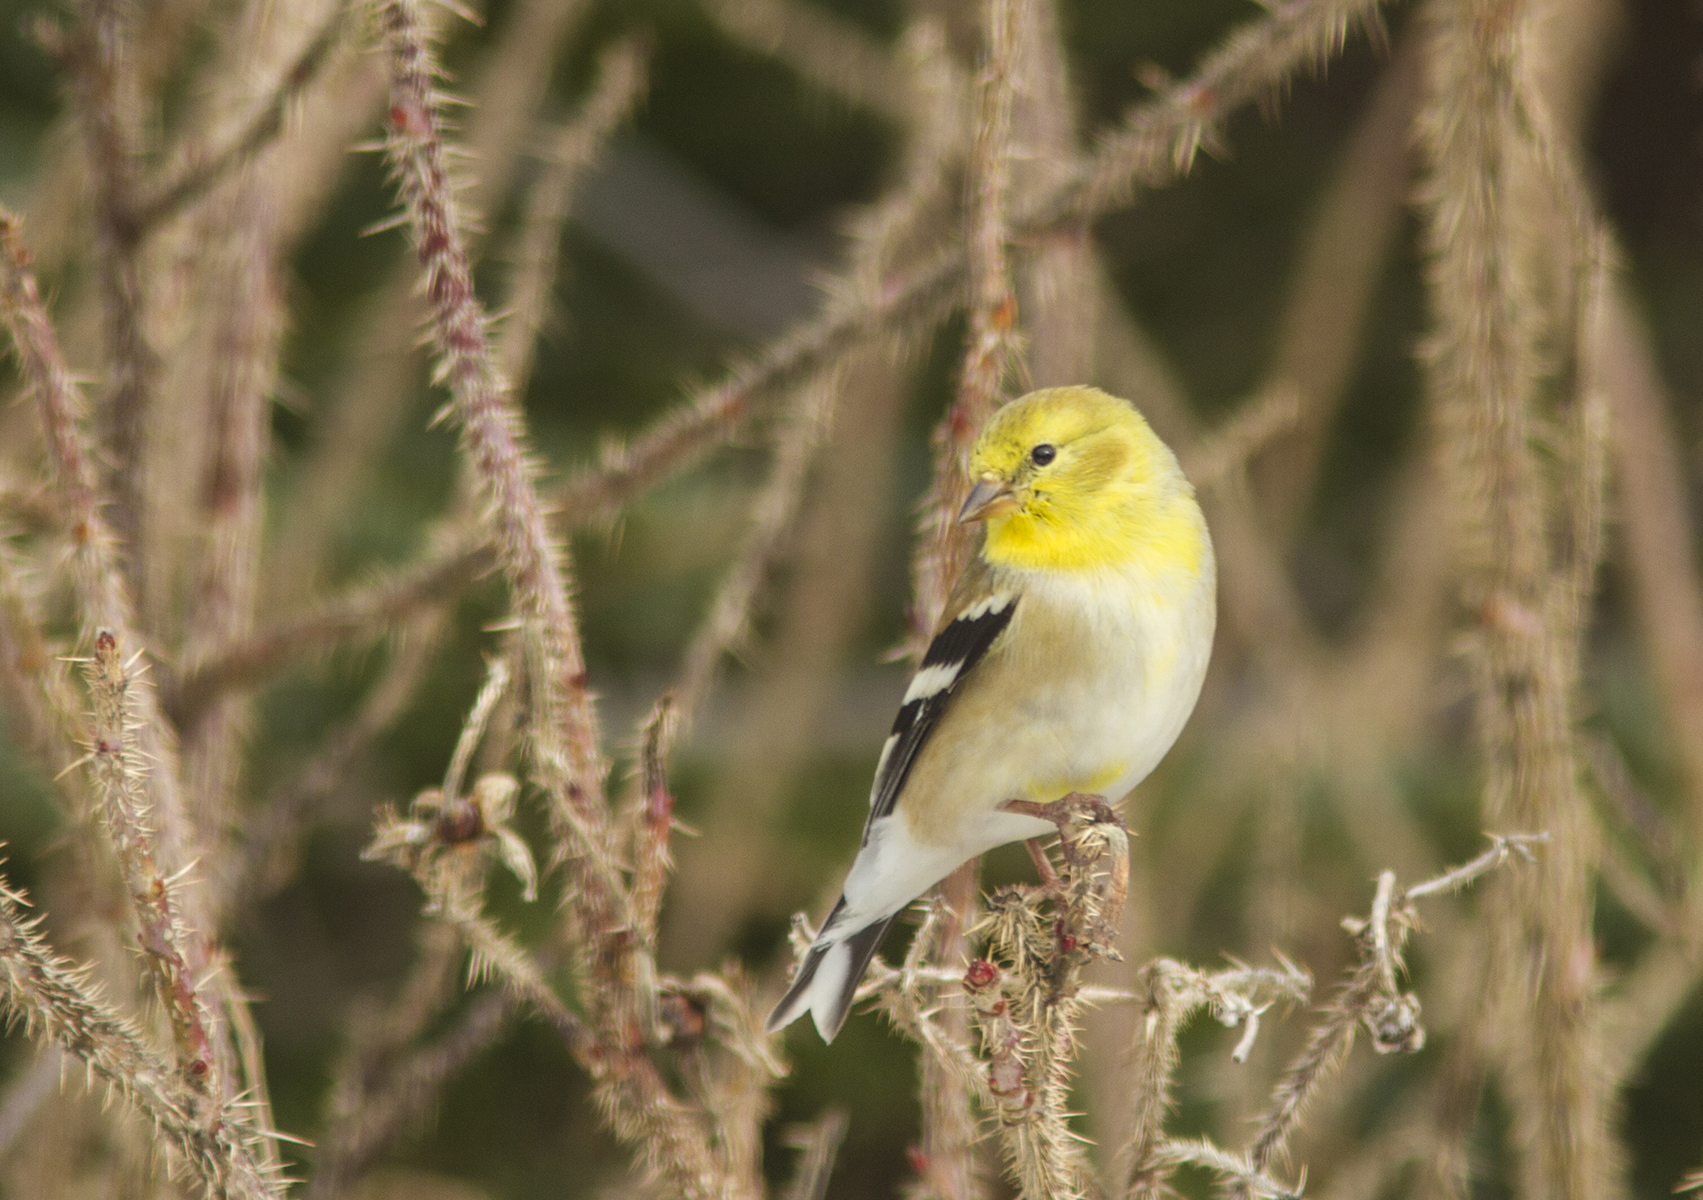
[[979, 494, 1209, 578]]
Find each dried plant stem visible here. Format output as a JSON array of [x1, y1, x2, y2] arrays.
[[70, 0, 153, 587], [307, 981, 516, 1200], [703, 0, 911, 122], [1011, 0, 1091, 391], [969, 798, 1133, 1200], [644, 17, 957, 971], [1153, 1138, 1300, 1200], [266, 0, 582, 608], [1, 209, 230, 1083], [376, 0, 586, 766], [84, 630, 219, 1092], [376, 6, 730, 1194], [1242, 874, 1407, 1186], [1181, 387, 1303, 492], [0, 871, 279, 1199], [430, 881, 586, 1049], [913, 867, 987, 1200], [376, 0, 626, 955], [173, 536, 494, 725], [867, 902, 996, 1119], [665, 374, 836, 753], [1240, 837, 1545, 1193], [1597, 276, 1703, 1083], [1250, 28, 1420, 535], [907, 0, 1022, 654], [127, 0, 351, 232], [179, 179, 284, 909], [1054, 0, 1389, 217], [221, 608, 449, 917], [1121, 959, 1312, 1198], [558, 0, 1388, 545], [781, 1108, 849, 1200], [1601, 279, 1703, 844], [498, 38, 648, 391], [630, 699, 677, 968], [1, 208, 210, 932], [0, 540, 90, 805], [1419, 2, 1612, 1194]]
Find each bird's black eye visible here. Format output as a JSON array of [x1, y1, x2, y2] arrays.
[[1030, 444, 1057, 466]]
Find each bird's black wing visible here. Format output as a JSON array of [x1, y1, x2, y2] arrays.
[[864, 590, 1018, 839]]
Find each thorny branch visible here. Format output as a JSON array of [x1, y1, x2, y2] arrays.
[[1238, 835, 1548, 1192], [906, 0, 1022, 654], [0, 0, 1672, 1194], [126, 0, 354, 233], [370, 7, 766, 1194], [0, 872, 280, 1199], [550, 0, 1397, 544], [82, 631, 218, 1092], [498, 37, 650, 391]]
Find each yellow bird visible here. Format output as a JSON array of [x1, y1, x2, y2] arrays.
[[768, 385, 1217, 1042]]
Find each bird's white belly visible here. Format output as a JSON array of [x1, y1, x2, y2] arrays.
[[900, 565, 1213, 856], [838, 562, 1213, 927]]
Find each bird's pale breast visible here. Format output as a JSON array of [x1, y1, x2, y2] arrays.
[[898, 561, 1215, 853]]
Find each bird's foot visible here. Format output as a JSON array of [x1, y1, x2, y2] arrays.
[[999, 793, 1129, 964]]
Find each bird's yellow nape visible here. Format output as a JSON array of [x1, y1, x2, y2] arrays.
[[964, 386, 1208, 577]]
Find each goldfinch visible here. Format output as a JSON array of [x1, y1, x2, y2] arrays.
[[767, 385, 1217, 1042]]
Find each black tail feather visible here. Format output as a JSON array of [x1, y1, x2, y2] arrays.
[[820, 913, 898, 1041], [765, 898, 899, 1043]]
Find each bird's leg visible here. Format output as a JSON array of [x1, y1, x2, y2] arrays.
[[1023, 836, 1063, 895], [1001, 794, 1130, 960]]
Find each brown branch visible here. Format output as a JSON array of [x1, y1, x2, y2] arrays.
[[1597, 273, 1703, 1082], [659, 18, 957, 970], [665, 374, 836, 757], [1240, 837, 1544, 1192], [1249, 26, 1420, 536], [0, 221, 135, 644], [702, 0, 912, 123], [306, 981, 516, 1200], [1603, 279, 1703, 838], [1054, 0, 1389, 220], [127, 0, 353, 232], [905, 0, 1022, 657], [172, 537, 495, 726], [552, 0, 1394, 537], [498, 37, 649, 391], [69, 0, 153, 583], [1154, 1138, 1302, 1200], [377, 0, 621, 933], [219, 607, 450, 919], [266, 0, 590, 609], [178, 179, 286, 916], [971, 796, 1132, 1200], [0, 207, 220, 1054], [909, 865, 987, 1200], [0, 871, 280, 1199], [1121, 959, 1312, 1199], [779, 1108, 849, 1200], [375, 7, 731, 1194], [1417, 2, 1613, 1194], [0, 539, 89, 811], [1011, 0, 1092, 391], [84, 630, 219, 1093]]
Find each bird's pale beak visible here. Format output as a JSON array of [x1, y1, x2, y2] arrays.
[[957, 476, 1019, 524]]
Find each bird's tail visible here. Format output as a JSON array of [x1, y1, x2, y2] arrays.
[[765, 899, 898, 1043]]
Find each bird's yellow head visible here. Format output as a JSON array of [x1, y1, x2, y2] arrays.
[[960, 386, 1208, 578]]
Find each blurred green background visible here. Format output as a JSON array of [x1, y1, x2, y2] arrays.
[[1, 0, 1702, 1196]]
